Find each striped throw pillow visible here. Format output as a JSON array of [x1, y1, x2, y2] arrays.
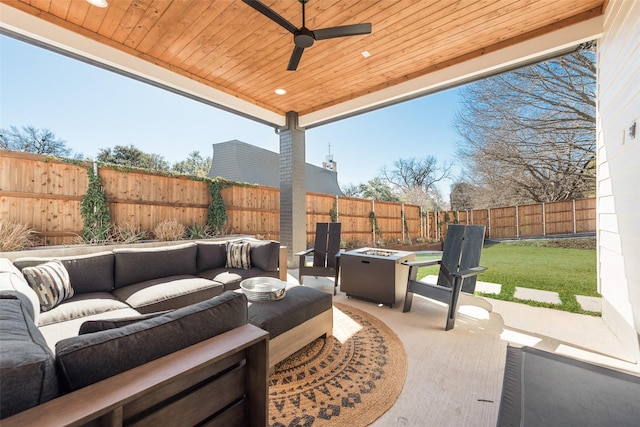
[[226, 241, 251, 270], [22, 260, 74, 312]]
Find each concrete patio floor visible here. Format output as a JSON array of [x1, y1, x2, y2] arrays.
[[285, 270, 639, 427]]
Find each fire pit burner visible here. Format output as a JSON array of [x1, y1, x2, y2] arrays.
[[361, 249, 396, 257]]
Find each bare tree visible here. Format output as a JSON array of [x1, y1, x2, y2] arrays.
[[454, 45, 596, 207], [450, 181, 476, 210], [0, 125, 75, 157], [380, 156, 451, 208]]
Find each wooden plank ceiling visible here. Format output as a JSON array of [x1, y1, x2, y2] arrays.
[[2, 0, 604, 124]]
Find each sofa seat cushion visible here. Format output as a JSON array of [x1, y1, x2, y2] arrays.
[[38, 307, 141, 353], [112, 275, 223, 314], [247, 285, 332, 339], [199, 268, 279, 291], [113, 243, 198, 289], [13, 252, 115, 294], [37, 292, 131, 327], [55, 291, 248, 392], [0, 299, 60, 419]]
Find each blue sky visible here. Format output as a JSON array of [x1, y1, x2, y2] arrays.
[[0, 35, 462, 197]]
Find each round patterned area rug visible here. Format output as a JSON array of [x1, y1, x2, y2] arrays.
[[269, 303, 407, 427]]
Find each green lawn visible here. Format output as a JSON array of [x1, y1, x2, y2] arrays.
[[415, 239, 598, 315]]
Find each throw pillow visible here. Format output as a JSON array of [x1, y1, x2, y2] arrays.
[[226, 241, 251, 270], [22, 260, 74, 312]]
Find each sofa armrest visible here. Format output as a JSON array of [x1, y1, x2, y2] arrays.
[[1, 324, 269, 427], [279, 245, 288, 281]]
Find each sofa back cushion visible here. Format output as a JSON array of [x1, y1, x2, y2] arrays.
[[0, 299, 60, 419], [0, 258, 41, 323], [113, 243, 197, 289], [13, 252, 115, 294], [55, 291, 248, 392], [196, 241, 227, 273], [246, 239, 280, 272]]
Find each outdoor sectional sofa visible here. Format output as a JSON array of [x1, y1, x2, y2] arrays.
[[0, 238, 333, 425]]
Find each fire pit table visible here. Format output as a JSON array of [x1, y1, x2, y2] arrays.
[[340, 247, 415, 307]]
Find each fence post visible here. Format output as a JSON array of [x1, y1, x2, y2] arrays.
[[487, 208, 491, 238], [419, 206, 423, 240], [515, 205, 519, 238], [572, 199, 577, 235], [542, 202, 546, 236], [401, 203, 405, 243], [335, 194, 339, 223], [427, 210, 431, 241]]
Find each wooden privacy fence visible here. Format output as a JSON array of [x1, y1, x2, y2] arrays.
[[425, 198, 596, 241], [1, 151, 595, 247]]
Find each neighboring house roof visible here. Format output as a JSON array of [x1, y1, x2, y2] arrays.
[[208, 140, 344, 196]]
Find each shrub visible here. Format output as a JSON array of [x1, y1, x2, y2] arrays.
[[0, 220, 37, 251], [186, 223, 213, 239], [154, 220, 186, 241], [109, 223, 149, 244]]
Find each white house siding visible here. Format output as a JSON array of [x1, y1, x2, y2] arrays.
[[598, 0, 640, 360]]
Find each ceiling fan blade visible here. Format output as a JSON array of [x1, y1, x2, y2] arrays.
[[242, 0, 298, 34], [313, 23, 372, 40], [287, 46, 305, 71]]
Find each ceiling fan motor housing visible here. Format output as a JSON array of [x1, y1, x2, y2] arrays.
[[295, 28, 315, 48]]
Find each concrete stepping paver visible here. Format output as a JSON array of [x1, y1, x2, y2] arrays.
[[475, 281, 502, 295], [514, 287, 561, 305], [576, 295, 602, 313]]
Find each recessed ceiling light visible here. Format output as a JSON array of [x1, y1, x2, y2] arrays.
[[361, 50, 371, 58], [86, 0, 108, 7], [275, 88, 287, 95]]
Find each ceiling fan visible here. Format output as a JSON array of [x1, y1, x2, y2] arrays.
[[243, 0, 372, 71]]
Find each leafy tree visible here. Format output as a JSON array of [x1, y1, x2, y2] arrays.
[[0, 125, 77, 157], [96, 145, 170, 171], [173, 151, 212, 177], [454, 45, 596, 207], [357, 178, 400, 202]]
